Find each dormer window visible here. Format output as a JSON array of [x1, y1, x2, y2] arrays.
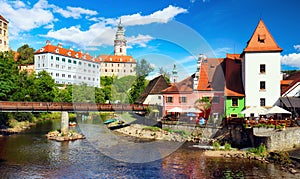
[[258, 34, 266, 43], [67, 51, 71, 56], [83, 55, 86, 60], [55, 48, 59, 53], [75, 53, 79, 58], [40, 48, 44, 52], [110, 58, 112, 61]]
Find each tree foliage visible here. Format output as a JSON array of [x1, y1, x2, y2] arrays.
[[194, 97, 212, 119], [17, 44, 35, 65], [135, 59, 154, 77]]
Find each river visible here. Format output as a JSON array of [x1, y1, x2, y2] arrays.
[[0, 117, 299, 178]]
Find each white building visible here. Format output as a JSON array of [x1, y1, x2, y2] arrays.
[[242, 19, 282, 108], [34, 41, 100, 87], [0, 15, 9, 52], [98, 20, 136, 77]]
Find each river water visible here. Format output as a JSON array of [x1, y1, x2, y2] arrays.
[[0, 118, 299, 178]]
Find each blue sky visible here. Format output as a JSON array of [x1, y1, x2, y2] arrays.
[[1, 0, 300, 79]]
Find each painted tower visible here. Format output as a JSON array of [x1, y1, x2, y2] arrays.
[[0, 15, 9, 52], [172, 64, 178, 83], [242, 19, 282, 107], [114, 19, 127, 56]]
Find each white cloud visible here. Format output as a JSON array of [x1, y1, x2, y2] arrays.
[[42, 5, 187, 49], [281, 53, 300, 69], [127, 34, 154, 47], [0, 0, 54, 35], [178, 55, 197, 64], [52, 6, 98, 19], [0, 0, 98, 36], [293, 45, 300, 51], [120, 5, 188, 26]]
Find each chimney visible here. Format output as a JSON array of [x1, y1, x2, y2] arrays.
[[46, 40, 51, 45], [57, 43, 62, 48]]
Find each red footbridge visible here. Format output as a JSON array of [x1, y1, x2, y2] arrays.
[[0, 101, 148, 112]]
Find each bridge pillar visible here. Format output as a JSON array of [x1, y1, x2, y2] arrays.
[[61, 112, 69, 134]]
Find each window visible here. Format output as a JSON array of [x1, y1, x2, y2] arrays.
[[230, 114, 238, 118], [56, 64, 59, 68], [260, 81, 266, 90], [56, 73, 59, 77], [212, 96, 220, 104], [260, 64, 265, 73], [79, 62, 82, 65], [232, 98, 238, 107], [179, 96, 187, 103], [166, 96, 173, 103], [68, 75, 71, 78], [258, 34, 266, 43], [62, 74, 65, 77], [56, 57, 59, 61], [73, 60, 77, 64], [68, 59, 72, 63], [88, 64, 91, 67], [51, 56, 53, 60], [62, 58, 65, 62], [158, 96, 161, 100], [260, 98, 266, 106]]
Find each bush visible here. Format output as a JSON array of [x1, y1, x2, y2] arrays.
[[224, 142, 232, 150], [143, 126, 161, 132], [248, 144, 268, 158], [212, 141, 220, 150]]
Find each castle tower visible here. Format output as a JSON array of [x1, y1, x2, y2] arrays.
[[0, 15, 9, 52], [114, 19, 127, 56], [242, 19, 282, 107]]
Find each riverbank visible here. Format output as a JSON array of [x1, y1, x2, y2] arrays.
[[0, 120, 35, 136], [114, 124, 187, 142]]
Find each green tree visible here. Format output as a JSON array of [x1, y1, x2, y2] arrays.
[[32, 70, 57, 102], [135, 59, 154, 77], [0, 51, 19, 101], [194, 97, 212, 119], [17, 44, 35, 65], [129, 59, 153, 103], [159, 67, 171, 84]]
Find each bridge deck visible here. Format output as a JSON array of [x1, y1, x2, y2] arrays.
[[0, 101, 148, 112]]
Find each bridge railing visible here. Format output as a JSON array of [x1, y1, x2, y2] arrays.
[[0, 101, 148, 112]]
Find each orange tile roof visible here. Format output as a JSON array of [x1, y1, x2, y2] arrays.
[[0, 15, 8, 23], [281, 80, 293, 85], [197, 58, 225, 91], [224, 55, 245, 97], [35, 43, 96, 62], [243, 19, 282, 53], [97, 55, 136, 63]]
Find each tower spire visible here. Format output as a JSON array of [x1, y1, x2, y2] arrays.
[[114, 18, 127, 56]]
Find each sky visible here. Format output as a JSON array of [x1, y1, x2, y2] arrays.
[[1, 0, 300, 79]]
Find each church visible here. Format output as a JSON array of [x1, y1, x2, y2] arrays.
[[97, 20, 137, 77]]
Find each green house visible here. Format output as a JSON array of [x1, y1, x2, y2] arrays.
[[224, 54, 245, 118]]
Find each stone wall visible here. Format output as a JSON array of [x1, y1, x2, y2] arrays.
[[254, 128, 300, 151]]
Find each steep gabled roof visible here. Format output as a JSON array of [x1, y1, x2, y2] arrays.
[[197, 58, 225, 91], [243, 19, 282, 53], [162, 74, 195, 94], [0, 15, 8, 23], [135, 75, 169, 103], [97, 55, 136, 63], [224, 54, 245, 97]]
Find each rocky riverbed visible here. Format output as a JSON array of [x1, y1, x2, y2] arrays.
[[114, 124, 186, 142], [46, 130, 85, 142]]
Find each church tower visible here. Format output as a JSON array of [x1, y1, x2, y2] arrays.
[[172, 64, 178, 83], [114, 19, 127, 56], [242, 19, 282, 108]]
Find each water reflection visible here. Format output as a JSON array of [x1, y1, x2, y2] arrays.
[[0, 115, 298, 178]]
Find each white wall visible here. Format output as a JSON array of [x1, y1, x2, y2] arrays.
[[143, 94, 163, 106], [34, 53, 100, 87], [243, 52, 281, 107]]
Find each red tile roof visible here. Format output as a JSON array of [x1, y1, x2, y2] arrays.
[[162, 74, 194, 94], [97, 55, 136, 63], [34, 43, 96, 62], [243, 19, 282, 53], [224, 55, 245, 97], [197, 58, 225, 91], [0, 15, 8, 23]]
